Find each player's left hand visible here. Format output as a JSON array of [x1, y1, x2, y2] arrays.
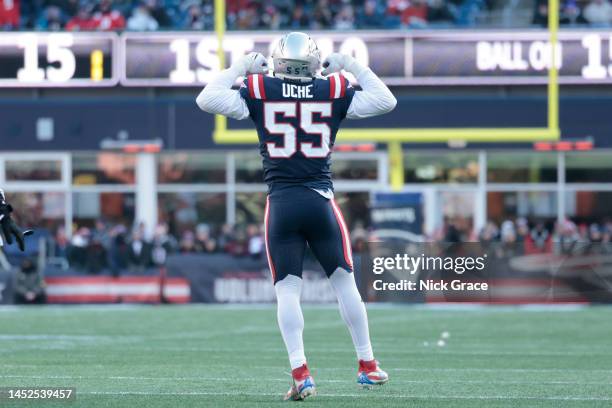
[[0, 190, 34, 251], [322, 53, 366, 77], [321, 53, 345, 76]]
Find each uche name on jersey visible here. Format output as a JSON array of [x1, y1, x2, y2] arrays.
[[282, 83, 314, 98]]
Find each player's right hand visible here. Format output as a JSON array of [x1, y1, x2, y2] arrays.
[[232, 52, 268, 76], [0, 189, 34, 252]]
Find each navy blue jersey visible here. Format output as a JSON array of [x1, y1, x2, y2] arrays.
[[239, 73, 355, 194]]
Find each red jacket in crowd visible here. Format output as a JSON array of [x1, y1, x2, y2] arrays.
[[0, 0, 19, 28]]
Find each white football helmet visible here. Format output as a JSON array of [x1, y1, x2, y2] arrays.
[[272, 32, 321, 80]]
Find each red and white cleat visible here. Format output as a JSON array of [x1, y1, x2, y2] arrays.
[[357, 359, 389, 386], [284, 364, 316, 401]]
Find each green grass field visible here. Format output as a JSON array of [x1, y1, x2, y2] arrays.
[[1, 304, 611, 407]]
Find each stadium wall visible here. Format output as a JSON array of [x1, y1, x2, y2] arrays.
[[0, 249, 603, 305], [0, 96, 611, 150]]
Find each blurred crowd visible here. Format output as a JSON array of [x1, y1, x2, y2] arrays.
[[475, 217, 612, 256], [4, 0, 612, 31], [0, 0, 490, 31], [46, 215, 612, 274], [532, 0, 612, 26], [49, 220, 269, 274]]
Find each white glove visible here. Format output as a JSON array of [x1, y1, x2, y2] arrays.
[[231, 52, 268, 76], [321, 53, 367, 77]]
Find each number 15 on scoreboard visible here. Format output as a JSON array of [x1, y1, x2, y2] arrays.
[[0, 33, 117, 87]]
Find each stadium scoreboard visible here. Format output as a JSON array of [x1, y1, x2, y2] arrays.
[[0, 33, 116, 87], [2, 31, 612, 87], [120, 32, 402, 86]]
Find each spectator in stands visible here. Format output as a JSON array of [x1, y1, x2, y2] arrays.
[[350, 221, 368, 253], [91, 0, 126, 30], [92, 220, 112, 249], [289, 4, 310, 28], [401, 0, 428, 27], [387, 0, 407, 17], [357, 0, 383, 28], [127, 227, 152, 270], [479, 220, 499, 244], [227, 0, 246, 27], [589, 223, 603, 242], [261, 1, 282, 30], [52, 225, 69, 259], [179, 230, 197, 253], [532, 222, 550, 246], [556, 219, 579, 254], [533, 0, 550, 26], [499, 220, 520, 257], [235, 3, 260, 29], [584, 223, 611, 254], [37, 5, 65, 30], [560, 0, 582, 25], [444, 218, 463, 242], [86, 234, 108, 274], [152, 222, 178, 255], [533, 0, 585, 26], [216, 223, 234, 253], [247, 224, 264, 259], [44, 0, 79, 16], [500, 220, 514, 239], [453, 0, 487, 26], [385, 0, 406, 26], [525, 221, 552, 254], [312, 0, 334, 29], [144, 0, 173, 28], [0, 0, 20, 29], [66, 3, 95, 30], [334, 3, 356, 29], [228, 227, 249, 256], [477, 220, 496, 254], [427, 0, 455, 24], [516, 217, 529, 242], [14, 258, 46, 305], [180, 0, 213, 30], [583, 0, 612, 25], [68, 227, 90, 269], [194, 223, 217, 253], [127, 1, 159, 30], [109, 223, 129, 275]]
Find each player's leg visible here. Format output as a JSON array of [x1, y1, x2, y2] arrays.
[[264, 196, 315, 399], [305, 195, 388, 386]]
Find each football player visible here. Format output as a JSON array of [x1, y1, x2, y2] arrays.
[[196, 32, 396, 400], [0, 189, 33, 251]]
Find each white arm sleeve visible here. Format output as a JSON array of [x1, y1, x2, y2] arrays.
[[195, 66, 250, 121], [346, 68, 397, 120]]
